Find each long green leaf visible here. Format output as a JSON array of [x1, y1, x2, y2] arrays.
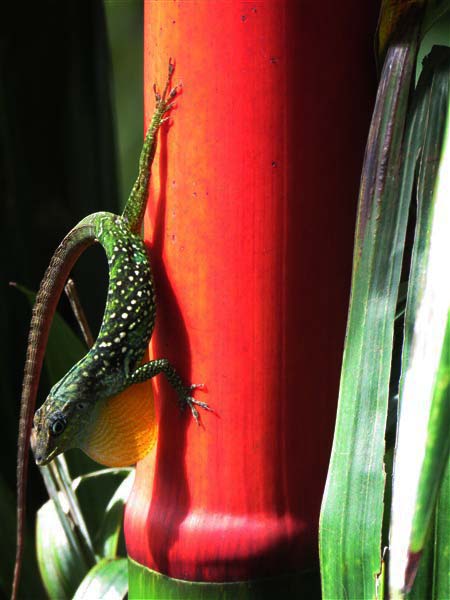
[[389, 47, 450, 596], [319, 12, 421, 599]]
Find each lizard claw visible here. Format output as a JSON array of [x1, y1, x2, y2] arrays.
[[154, 59, 179, 114], [189, 383, 205, 391], [178, 384, 212, 425]]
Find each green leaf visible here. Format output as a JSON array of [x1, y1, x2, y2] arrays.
[[389, 47, 450, 597], [433, 458, 450, 598], [36, 467, 131, 599], [420, 0, 450, 47], [95, 471, 134, 558], [73, 558, 128, 600], [46, 456, 97, 566], [103, 0, 143, 210], [410, 315, 450, 547], [319, 16, 421, 600], [73, 468, 131, 547], [128, 558, 320, 600], [406, 525, 435, 600]]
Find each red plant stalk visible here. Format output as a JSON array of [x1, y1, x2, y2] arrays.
[[124, 0, 378, 583]]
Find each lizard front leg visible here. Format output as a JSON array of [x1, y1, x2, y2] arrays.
[[128, 359, 211, 424], [123, 59, 178, 233]]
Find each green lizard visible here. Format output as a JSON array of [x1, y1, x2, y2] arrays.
[[12, 61, 209, 600]]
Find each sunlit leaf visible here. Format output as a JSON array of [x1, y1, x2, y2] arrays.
[[36, 494, 90, 600], [73, 558, 128, 600], [389, 46, 450, 597]]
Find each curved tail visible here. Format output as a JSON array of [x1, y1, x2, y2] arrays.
[[12, 221, 96, 600]]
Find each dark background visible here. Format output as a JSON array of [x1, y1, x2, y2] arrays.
[[0, 1, 142, 596]]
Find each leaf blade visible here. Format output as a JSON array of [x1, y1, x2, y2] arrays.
[[319, 12, 422, 599], [389, 46, 450, 596], [72, 558, 128, 600]]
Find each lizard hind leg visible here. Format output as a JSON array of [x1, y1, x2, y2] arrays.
[[128, 358, 211, 425]]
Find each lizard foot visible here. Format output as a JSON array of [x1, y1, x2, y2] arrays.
[[178, 384, 213, 425], [153, 58, 180, 117]]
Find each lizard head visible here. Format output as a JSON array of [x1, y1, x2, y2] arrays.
[[31, 381, 158, 468], [31, 395, 95, 466]]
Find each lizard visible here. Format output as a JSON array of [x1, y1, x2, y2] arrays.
[[12, 61, 209, 600]]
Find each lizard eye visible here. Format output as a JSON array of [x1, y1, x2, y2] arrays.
[[50, 417, 67, 437], [76, 402, 89, 411]]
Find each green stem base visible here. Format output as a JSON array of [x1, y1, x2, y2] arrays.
[[128, 557, 320, 600]]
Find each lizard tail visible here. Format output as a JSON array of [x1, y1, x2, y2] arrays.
[[12, 220, 96, 600], [122, 59, 177, 233]]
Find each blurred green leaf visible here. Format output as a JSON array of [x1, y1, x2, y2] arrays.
[[104, 0, 143, 209], [95, 471, 134, 558], [73, 558, 128, 600], [420, 0, 450, 45], [319, 14, 421, 599], [73, 468, 131, 546], [36, 467, 132, 599], [36, 494, 90, 600]]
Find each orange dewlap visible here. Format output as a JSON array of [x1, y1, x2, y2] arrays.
[[81, 380, 157, 467]]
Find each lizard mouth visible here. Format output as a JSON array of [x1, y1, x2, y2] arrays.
[[34, 447, 58, 466], [31, 428, 58, 466]]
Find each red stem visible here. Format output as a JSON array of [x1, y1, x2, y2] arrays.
[[125, 0, 378, 582]]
